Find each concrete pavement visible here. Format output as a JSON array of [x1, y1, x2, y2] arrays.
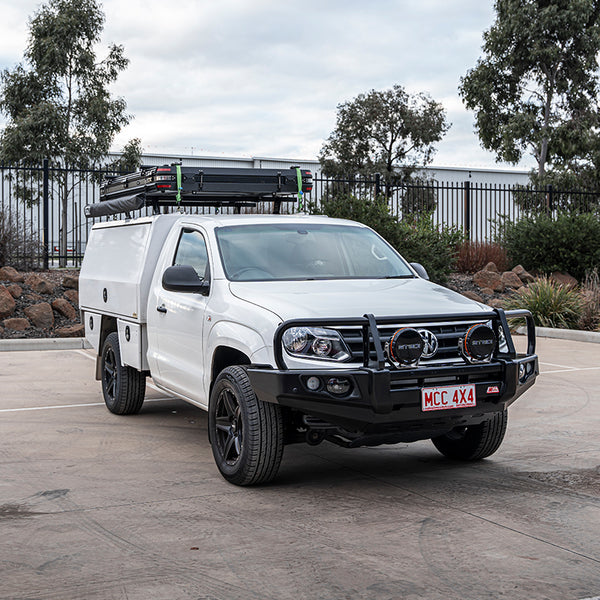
[[0, 337, 599, 599]]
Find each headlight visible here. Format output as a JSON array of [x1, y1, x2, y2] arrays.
[[282, 327, 351, 361]]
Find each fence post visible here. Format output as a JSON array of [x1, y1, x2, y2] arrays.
[[546, 184, 553, 214], [463, 180, 471, 240], [42, 158, 49, 270], [374, 172, 381, 199]]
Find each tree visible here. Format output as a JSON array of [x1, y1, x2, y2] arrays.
[[459, 0, 600, 181], [0, 0, 133, 266], [318, 85, 449, 186]]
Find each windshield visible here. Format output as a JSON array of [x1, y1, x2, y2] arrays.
[[215, 223, 414, 281]]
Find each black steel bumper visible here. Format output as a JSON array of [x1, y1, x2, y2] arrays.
[[246, 309, 538, 436]]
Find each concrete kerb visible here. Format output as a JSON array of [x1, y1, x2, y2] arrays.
[[0, 326, 598, 352], [0, 337, 92, 352], [516, 325, 600, 344]]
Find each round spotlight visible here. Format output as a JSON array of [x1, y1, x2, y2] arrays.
[[326, 377, 352, 396], [306, 376, 321, 391], [461, 324, 496, 363], [385, 328, 424, 366]]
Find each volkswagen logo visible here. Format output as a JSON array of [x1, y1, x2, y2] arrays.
[[418, 329, 439, 359]]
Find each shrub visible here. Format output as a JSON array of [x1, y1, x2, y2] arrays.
[[503, 277, 583, 329], [0, 209, 43, 271], [311, 194, 463, 283], [579, 269, 600, 331], [455, 241, 508, 274], [499, 212, 600, 281]]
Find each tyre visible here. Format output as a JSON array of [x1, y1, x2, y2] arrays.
[[431, 411, 508, 461], [101, 332, 146, 415], [209, 366, 284, 486]]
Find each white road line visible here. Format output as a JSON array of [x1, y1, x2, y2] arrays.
[[0, 397, 174, 413], [542, 366, 600, 375], [539, 361, 577, 369]]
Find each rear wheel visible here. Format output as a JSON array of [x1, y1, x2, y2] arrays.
[[101, 332, 146, 415], [431, 411, 508, 460], [209, 366, 283, 486]]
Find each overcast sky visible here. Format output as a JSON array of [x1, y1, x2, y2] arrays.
[[0, 0, 533, 170]]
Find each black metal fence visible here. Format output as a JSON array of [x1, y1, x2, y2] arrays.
[[1, 163, 599, 269]]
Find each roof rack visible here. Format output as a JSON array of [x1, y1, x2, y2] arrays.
[[85, 165, 313, 218]]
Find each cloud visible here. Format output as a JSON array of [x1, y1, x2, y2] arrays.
[[1, 0, 534, 168]]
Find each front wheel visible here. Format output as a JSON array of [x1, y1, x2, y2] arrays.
[[101, 332, 146, 415], [431, 411, 508, 460], [208, 366, 284, 486]]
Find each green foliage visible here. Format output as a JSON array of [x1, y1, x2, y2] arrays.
[[499, 212, 600, 280], [310, 194, 462, 284], [504, 277, 583, 329], [0, 0, 131, 168], [107, 138, 143, 173], [0, 209, 43, 271], [459, 0, 600, 178], [319, 85, 449, 186]]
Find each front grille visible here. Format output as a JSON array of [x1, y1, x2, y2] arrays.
[[338, 320, 487, 366]]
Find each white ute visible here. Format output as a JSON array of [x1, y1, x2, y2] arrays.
[[80, 209, 539, 486]]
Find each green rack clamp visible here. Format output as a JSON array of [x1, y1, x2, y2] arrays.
[[296, 167, 303, 211], [176, 164, 182, 205]]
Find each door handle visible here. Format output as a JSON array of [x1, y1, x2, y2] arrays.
[[156, 305, 167, 314]]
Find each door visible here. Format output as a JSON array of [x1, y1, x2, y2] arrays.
[[148, 226, 211, 404]]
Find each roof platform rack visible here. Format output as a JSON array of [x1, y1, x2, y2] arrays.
[[85, 165, 313, 218]]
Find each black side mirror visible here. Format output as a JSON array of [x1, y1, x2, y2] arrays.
[[410, 262, 429, 280], [162, 265, 210, 295]]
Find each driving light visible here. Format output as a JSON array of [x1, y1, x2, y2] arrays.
[[306, 376, 321, 391], [385, 328, 424, 366], [326, 377, 352, 396], [282, 327, 351, 361], [460, 324, 496, 363]]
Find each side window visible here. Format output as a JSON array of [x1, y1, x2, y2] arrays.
[[173, 229, 209, 279]]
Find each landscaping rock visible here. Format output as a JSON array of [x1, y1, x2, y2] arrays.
[[487, 298, 505, 309], [512, 264, 535, 284], [0, 266, 25, 283], [0, 285, 16, 318], [24, 302, 54, 329], [25, 274, 56, 295], [64, 289, 79, 304], [473, 269, 504, 292], [484, 262, 499, 273], [7, 284, 23, 299], [462, 290, 484, 303], [501, 271, 524, 289], [52, 298, 77, 320], [551, 272, 578, 288], [56, 324, 84, 337], [62, 274, 79, 290], [480, 287, 495, 296], [25, 293, 42, 303], [3, 318, 30, 331]]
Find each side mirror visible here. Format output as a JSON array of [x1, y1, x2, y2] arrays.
[[162, 265, 210, 295], [410, 262, 429, 280]]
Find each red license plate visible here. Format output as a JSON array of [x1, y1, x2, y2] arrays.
[[421, 384, 476, 412]]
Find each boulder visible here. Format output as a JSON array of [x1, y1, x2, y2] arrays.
[[52, 298, 77, 320], [462, 290, 484, 303], [64, 289, 79, 304], [479, 287, 494, 296], [512, 264, 535, 284], [0, 285, 16, 318], [55, 324, 84, 337], [487, 298, 505, 309], [62, 274, 79, 290], [483, 262, 499, 273], [0, 266, 24, 283], [3, 317, 30, 331], [25, 293, 42, 303], [550, 272, 578, 288], [7, 284, 22, 299], [501, 271, 524, 289], [473, 269, 504, 292], [25, 274, 55, 295], [24, 302, 54, 329]]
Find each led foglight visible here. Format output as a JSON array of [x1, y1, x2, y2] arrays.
[[282, 327, 351, 361], [385, 328, 424, 366], [460, 324, 496, 363], [326, 377, 352, 396]]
